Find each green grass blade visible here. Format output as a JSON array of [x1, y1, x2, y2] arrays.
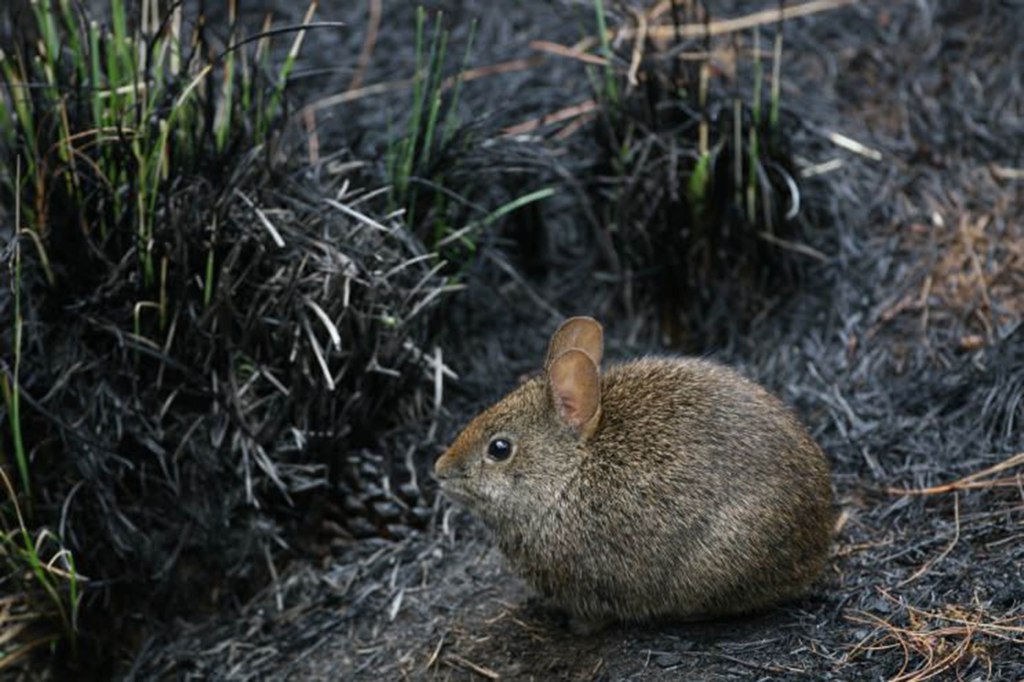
[[481, 187, 556, 227], [88, 21, 103, 126], [0, 56, 15, 148], [419, 22, 449, 171], [398, 6, 429, 201], [33, 0, 60, 88], [747, 124, 759, 224], [733, 99, 742, 210], [770, 32, 783, 133], [103, 30, 121, 118], [204, 248, 216, 308], [698, 61, 709, 155], [266, 2, 317, 125], [111, 0, 129, 79], [1, 56, 39, 178], [442, 19, 476, 146], [216, 31, 237, 151], [688, 151, 710, 217], [6, 160, 30, 501], [593, 0, 618, 105], [239, 25, 252, 112], [751, 29, 763, 126], [59, 0, 88, 84]]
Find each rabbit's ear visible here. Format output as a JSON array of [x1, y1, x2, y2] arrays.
[[545, 316, 604, 370], [548, 349, 601, 439]]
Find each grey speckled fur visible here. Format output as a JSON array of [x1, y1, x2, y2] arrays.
[[435, 318, 833, 626]]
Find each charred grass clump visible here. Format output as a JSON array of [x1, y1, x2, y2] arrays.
[[0, 0, 450, 673], [577, 1, 845, 347], [383, 8, 557, 275]]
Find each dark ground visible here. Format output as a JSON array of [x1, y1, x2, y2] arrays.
[[121, 1, 1024, 679]]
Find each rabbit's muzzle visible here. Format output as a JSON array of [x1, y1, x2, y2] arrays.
[[433, 448, 460, 481], [434, 447, 482, 507]]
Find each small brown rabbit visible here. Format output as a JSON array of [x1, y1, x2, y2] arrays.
[[435, 317, 833, 628]]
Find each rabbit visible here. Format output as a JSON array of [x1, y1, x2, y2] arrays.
[[434, 316, 834, 629]]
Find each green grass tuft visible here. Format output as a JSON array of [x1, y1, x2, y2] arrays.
[[388, 9, 466, 238], [386, 12, 551, 271], [0, 0, 320, 294], [0, 0, 325, 669], [583, 6, 809, 347]]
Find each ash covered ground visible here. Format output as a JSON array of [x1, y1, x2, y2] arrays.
[[83, 1, 1024, 679]]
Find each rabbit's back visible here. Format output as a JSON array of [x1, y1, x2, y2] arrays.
[[594, 357, 825, 489]]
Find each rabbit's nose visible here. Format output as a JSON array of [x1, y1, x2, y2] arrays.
[[435, 444, 472, 481], [434, 448, 457, 480]]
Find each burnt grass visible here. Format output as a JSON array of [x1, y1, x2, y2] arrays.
[[8, 0, 1024, 680]]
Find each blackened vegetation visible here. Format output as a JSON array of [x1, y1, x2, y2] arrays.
[[7, 161, 449, 666], [130, 1, 1022, 680], [586, 4, 811, 349], [0, 1, 449, 672], [4, 0, 1024, 680]]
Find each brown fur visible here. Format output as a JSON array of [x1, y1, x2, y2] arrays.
[[435, 318, 834, 626]]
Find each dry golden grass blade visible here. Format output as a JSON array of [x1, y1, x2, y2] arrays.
[[845, 589, 1023, 682], [530, 39, 607, 66], [502, 99, 598, 136], [873, 172, 1024, 346], [0, 592, 58, 672], [991, 165, 1024, 181], [423, 632, 445, 670], [305, 56, 542, 115], [0, 634, 57, 672], [348, 0, 382, 92], [619, 0, 859, 41], [0, 622, 28, 651], [450, 57, 545, 87], [626, 7, 648, 88], [888, 452, 1024, 496], [444, 653, 500, 680]]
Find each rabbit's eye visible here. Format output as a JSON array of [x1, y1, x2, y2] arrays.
[[486, 437, 513, 461]]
